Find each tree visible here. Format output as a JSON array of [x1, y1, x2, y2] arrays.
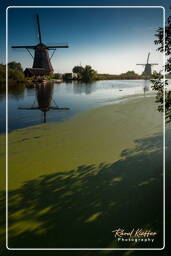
[[8, 62, 23, 72], [72, 65, 97, 82], [8, 69, 25, 81], [119, 71, 141, 79], [72, 65, 84, 79], [62, 73, 73, 80], [0, 64, 6, 87], [0, 62, 27, 89], [72, 66, 84, 74], [81, 65, 97, 82], [151, 12, 171, 122]]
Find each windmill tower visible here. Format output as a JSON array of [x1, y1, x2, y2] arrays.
[[136, 53, 158, 80], [12, 14, 68, 77]]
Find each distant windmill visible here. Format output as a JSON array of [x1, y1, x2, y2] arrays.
[[136, 53, 158, 80], [12, 14, 69, 76], [18, 84, 70, 123]]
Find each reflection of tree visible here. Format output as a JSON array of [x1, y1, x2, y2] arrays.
[[73, 81, 95, 95], [0, 84, 25, 101], [0, 91, 6, 101], [0, 133, 164, 250]]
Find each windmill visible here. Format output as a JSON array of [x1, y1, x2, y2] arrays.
[[12, 14, 68, 77], [136, 53, 158, 80], [18, 83, 70, 123]]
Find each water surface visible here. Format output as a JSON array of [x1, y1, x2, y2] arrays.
[[0, 80, 153, 133]]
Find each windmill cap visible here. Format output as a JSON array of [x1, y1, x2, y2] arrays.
[[35, 43, 47, 48]]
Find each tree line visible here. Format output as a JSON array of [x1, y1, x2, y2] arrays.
[[0, 62, 28, 89], [63, 65, 143, 81], [0, 62, 145, 89]]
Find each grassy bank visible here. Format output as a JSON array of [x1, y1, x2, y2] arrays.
[[0, 96, 165, 249]]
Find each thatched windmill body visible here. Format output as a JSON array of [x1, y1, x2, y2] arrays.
[[12, 15, 68, 77], [136, 53, 158, 79]]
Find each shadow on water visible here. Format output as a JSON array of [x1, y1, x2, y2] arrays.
[[0, 133, 165, 251]]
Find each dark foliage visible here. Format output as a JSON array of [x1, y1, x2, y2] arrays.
[[96, 71, 142, 80], [152, 13, 171, 122], [8, 62, 23, 72], [0, 62, 28, 89], [72, 65, 97, 82]]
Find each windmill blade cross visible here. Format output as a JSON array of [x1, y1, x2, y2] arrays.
[[50, 49, 56, 60], [47, 45, 69, 49], [50, 107, 70, 110], [12, 46, 35, 49], [18, 107, 39, 110], [26, 48, 34, 59]]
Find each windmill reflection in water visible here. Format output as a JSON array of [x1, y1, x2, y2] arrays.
[[143, 81, 150, 96], [18, 83, 70, 123]]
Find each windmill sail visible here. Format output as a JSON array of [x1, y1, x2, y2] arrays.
[[147, 52, 150, 64], [36, 14, 42, 44], [12, 46, 36, 49]]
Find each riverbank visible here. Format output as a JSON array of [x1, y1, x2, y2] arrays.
[[0, 95, 165, 249]]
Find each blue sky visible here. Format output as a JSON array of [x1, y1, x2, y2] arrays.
[[1, 0, 169, 74]]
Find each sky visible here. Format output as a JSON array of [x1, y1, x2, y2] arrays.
[[0, 0, 169, 74]]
